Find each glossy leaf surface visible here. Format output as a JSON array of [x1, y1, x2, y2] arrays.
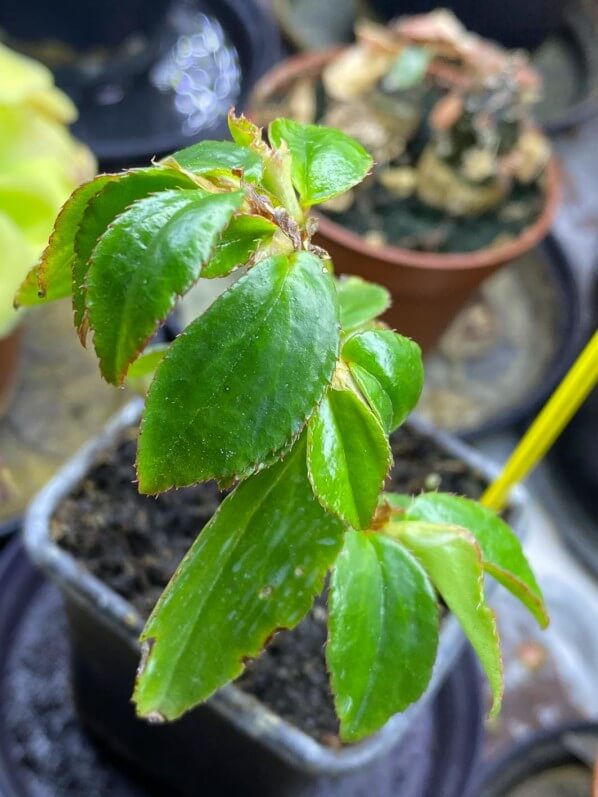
[[327, 529, 438, 741], [350, 363, 394, 431], [171, 139, 263, 181], [336, 276, 391, 332], [135, 438, 345, 720], [73, 167, 196, 332], [403, 493, 548, 628], [16, 174, 112, 306], [87, 190, 242, 384], [307, 387, 391, 529], [394, 521, 503, 716], [269, 119, 373, 206], [202, 214, 277, 278], [138, 252, 339, 492], [343, 330, 423, 431]]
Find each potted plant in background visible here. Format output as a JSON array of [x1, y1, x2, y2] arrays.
[[19, 112, 547, 793], [367, 0, 569, 50], [250, 10, 560, 351], [0, 43, 94, 415]]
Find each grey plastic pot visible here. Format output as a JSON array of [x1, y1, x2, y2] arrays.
[[23, 400, 528, 795]]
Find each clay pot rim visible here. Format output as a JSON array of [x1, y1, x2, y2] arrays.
[[0, 322, 25, 420], [250, 47, 561, 272]]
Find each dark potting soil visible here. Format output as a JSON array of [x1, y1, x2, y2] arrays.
[[52, 424, 486, 744], [309, 79, 544, 254], [327, 179, 544, 254]]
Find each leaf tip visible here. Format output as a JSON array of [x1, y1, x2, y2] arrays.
[[536, 606, 550, 630], [137, 636, 155, 679], [133, 636, 173, 723], [488, 691, 503, 721]]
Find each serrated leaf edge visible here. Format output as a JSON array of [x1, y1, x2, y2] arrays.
[[134, 438, 340, 719], [135, 256, 341, 493], [397, 491, 549, 630], [86, 190, 244, 385], [306, 385, 393, 530], [384, 519, 504, 717], [327, 531, 440, 741]]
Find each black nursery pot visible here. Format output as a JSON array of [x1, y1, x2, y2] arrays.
[[23, 401, 528, 796], [2, 0, 282, 169], [368, 0, 568, 50], [0, 0, 171, 83], [0, 0, 170, 49]]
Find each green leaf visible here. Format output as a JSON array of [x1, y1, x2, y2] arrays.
[[87, 190, 242, 384], [134, 437, 345, 721], [381, 492, 411, 511], [125, 343, 169, 394], [350, 363, 394, 431], [343, 330, 423, 432], [202, 214, 277, 278], [307, 387, 391, 529], [392, 521, 503, 716], [336, 276, 391, 332], [73, 167, 196, 334], [382, 46, 431, 92], [228, 110, 268, 154], [15, 174, 113, 306], [171, 140, 263, 181], [137, 251, 339, 492], [327, 530, 438, 741], [402, 493, 548, 628], [268, 119, 373, 207]]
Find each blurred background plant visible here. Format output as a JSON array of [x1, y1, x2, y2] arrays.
[[258, 10, 553, 252], [0, 43, 95, 341]]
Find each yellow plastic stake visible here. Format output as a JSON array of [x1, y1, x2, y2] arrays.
[[482, 330, 598, 512]]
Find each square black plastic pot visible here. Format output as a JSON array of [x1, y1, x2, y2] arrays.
[[23, 400, 528, 796]]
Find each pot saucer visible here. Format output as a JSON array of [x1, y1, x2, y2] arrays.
[[534, 0, 598, 133], [467, 722, 598, 797], [416, 236, 583, 439]]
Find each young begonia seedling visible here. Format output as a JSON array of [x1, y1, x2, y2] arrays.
[[16, 111, 547, 742]]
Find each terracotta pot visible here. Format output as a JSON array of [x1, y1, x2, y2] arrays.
[[0, 325, 23, 418], [250, 50, 561, 352]]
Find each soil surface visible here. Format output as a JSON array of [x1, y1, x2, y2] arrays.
[[329, 180, 543, 254], [53, 424, 486, 744]]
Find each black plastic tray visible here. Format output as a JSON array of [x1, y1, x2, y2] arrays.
[[416, 236, 584, 440], [0, 539, 484, 797], [466, 722, 598, 797]]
